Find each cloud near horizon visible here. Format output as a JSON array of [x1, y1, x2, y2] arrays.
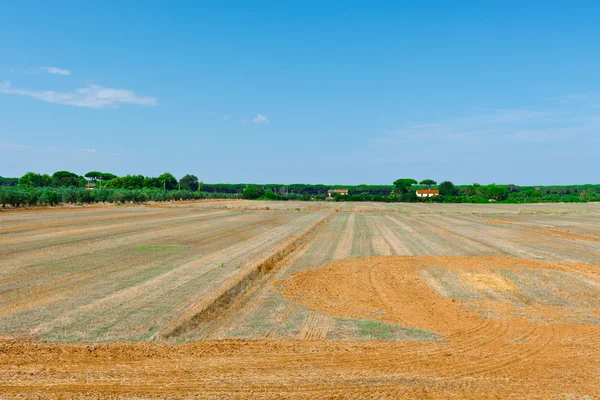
[[0, 143, 127, 158], [376, 95, 600, 147], [0, 81, 157, 108], [252, 114, 269, 124], [40, 66, 71, 76], [341, 92, 600, 171]]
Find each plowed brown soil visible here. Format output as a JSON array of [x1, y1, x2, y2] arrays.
[[2, 257, 599, 398], [2, 204, 600, 398], [277, 256, 600, 398]]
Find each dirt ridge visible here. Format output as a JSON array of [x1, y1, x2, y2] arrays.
[[159, 213, 333, 339]]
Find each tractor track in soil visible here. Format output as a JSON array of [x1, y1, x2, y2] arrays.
[[2, 204, 600, 398], [279, 255, 600, 395]]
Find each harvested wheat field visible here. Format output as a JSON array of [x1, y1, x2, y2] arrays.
[[1, 201, 600, 398]]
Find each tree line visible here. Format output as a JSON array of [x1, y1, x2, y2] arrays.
[[0, 187, 237, 208], [0, 171, 598, 207], [381, 178, 598, 203], [8, 171, 202, 191]]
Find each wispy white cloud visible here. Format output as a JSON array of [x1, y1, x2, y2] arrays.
[[378, 105, 598, 145], [40, 66, 71, 76], [0, 143, 128, 158], [547, 92, 598, 104], [252, 114, 269, 124], [0, 143, 27, 149], [353, 93, 600, 170], [0, 81, 157, 108], [222, 115, 232, 120], [4, 66, 71, 75], [240, 118, 248, 124]]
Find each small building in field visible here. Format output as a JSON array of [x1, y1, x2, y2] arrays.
[[85, 183, 96, 190], [416, 189, 439, 197], [328, 189, 349, 198]]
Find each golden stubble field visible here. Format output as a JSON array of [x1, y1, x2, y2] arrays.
[[1, 201, 599, 398]]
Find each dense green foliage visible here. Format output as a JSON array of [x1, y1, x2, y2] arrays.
[[419, 179, 437, 188], [0, 186, 236, 207], [0, 176, 19, 186], [242, 187, 264, 200], [486, 185, 509, 201], [393, 178, 418, 194], [0, 170, 598, 206], [52, 171, 85, 187], [438, 181, 457, 196], [84, 171, 102, 181], [179, 174, 200, 191]]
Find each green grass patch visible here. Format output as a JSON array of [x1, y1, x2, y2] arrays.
[[46, 261, 76, 273], [357, 320, 394, 339], [281, 308, 309, 337], [130, 245, 183, 254], [329, 317, 437, 341]]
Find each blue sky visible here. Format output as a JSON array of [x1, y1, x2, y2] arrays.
[[1, 1, 599, 185]]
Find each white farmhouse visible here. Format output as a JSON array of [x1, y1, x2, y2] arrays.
[[416, 189, 439, 197]]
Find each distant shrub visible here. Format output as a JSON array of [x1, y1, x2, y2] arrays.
[[40, 188, 61, 206], [486, 185, 509, 201], [242, 187, 264, 200], [262, 190, 278, 200]]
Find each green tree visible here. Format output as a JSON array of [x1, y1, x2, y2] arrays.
[[393, 178, 418, 194], [84, 171, 102, 182], [461, 185, 475, 196], [19, 172, 43, 187], [523, 190, 542, 198], [157, 173, 178, 190], [39, 188, 61, 206], [52, 171, 82, 187], [438, 181, 457, 196], [85, 171, 104, 188], [242, 187, 264, 199], [41, 174, 53, 187], [486, 185, 509, 201], [419, 179, 437, 188], [120, 174, 144, 189], [179, 174, 199, 191], [262, 190, 278, 200], [101, 173, 117, 181], [142, 176, 161, 189], [0, 177, 19, 187]]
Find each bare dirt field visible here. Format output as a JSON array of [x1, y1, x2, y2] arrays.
[[1, 201, 599, 398]]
